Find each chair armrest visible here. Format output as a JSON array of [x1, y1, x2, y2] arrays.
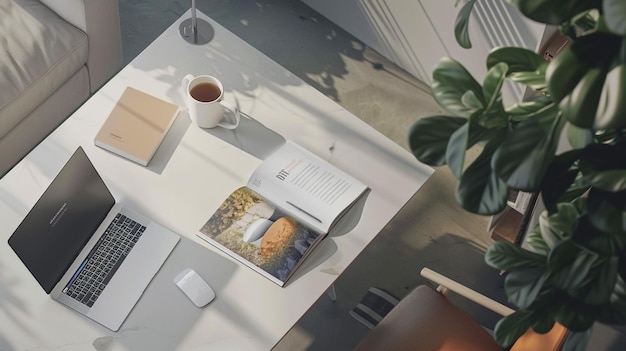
[[39, 0, 123, 92], [421, 268, 515, 316]]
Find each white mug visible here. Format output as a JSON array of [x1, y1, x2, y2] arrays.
[[181, 74, 240, 129]]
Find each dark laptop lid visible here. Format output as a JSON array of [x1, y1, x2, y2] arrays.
[[8, 147, 115, 293]]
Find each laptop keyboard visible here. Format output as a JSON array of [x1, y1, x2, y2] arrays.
[[63, 213, 146, 307]]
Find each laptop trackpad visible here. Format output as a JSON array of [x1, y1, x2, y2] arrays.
[[88, 222, 179, 331]]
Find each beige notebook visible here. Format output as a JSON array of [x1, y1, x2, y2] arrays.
[[95, 87, 179, 166]]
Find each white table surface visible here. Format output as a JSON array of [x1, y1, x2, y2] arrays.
[[0, 10, 433, 351]]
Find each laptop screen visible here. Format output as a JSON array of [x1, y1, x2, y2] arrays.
[[8, 147, 115, 293]]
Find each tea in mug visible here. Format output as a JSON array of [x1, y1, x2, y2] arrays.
[[190, 83, 221, 102]]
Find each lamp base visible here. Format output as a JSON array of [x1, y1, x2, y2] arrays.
[[179, 18, 214, 45]]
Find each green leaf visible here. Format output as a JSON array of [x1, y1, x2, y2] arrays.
[[555, 297, 596, 331], [546, 236, 580, 270], [524, 225, 550, 255], [540, 149, 583, 214], [432, 58, 484, 117], [584, 256, 619, 305], [546, 33, 621, 104], [539, 203, 581, 251], [506, 95, 553, 122], [506, 0, 603, 25], [460, 90, 484, 111], [557, 176, 591, 209], [580, 143, 626, 192], [587, 188, 626, 233], [446, 119, 492, 179], [473, 63, 508, 129], [446, 123, 470, 179], [479, 103, 508, 129], [531, 315, 556, 334], [539, 211, 562, 249], [554, 203, 582, 231], [567, 123, 594, 149], [485, 241, 547, 271], [573, 215, 625, 256], [408, 116, 467, 166], [604, 0, 626, 35], [492, 104, 564, 191], [505, 268, 547, 308], [559, 67, 607, 129], [494, 310, 533, 348], [483, 62, 508, 109], [456, 135, 509, 215], [545, 47, 588, 103], [549, 245, 598, 292], [509, 71, 549, 92], [587, 170, 626, 192], [487, 47, 548, 91], [594, 64, 626, 131], [446, 112, 492, 179], [620, 252, 626, 281], [454, 0, 477, 48], [596, 276, 626, 324], [487, 47, 547, 73]]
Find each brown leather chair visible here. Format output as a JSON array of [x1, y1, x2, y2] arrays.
[[353, 268, 568, 351]]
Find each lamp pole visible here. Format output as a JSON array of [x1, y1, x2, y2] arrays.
[[179, 0, 214, 45]]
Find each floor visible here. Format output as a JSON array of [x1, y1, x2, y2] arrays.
[[118, 1, 624, 350]]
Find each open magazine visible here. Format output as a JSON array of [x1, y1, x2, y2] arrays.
[[197, 141, 369, 286]]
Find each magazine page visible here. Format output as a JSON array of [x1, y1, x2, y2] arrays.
[[246, 141, 368, 233], [197, 187, 325, 286]]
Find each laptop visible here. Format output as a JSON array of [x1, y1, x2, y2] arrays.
[[8, 147, 180, 331]]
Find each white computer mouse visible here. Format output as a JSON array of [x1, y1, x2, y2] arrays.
[[174, 268, 215, 307]]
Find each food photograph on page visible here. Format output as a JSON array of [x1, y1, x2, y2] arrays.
[[199, 187, 322, 284]]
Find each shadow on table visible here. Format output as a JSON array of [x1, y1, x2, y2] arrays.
[[0, 258, 27, 351], [199, 110, 285, 160], [112, 236, 241, 350], [146, 106, 287, 175], [142, 111, 192, 175], [287, 191, 370, 282], [329, 191, 369, 238]]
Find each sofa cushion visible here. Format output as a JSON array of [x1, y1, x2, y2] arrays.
[[0, 0, 88, 139]]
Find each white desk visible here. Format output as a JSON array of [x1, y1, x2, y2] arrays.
[[0, 10, 433, 351]]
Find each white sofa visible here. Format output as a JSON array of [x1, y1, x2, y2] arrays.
[[0, 0, 123, 177]]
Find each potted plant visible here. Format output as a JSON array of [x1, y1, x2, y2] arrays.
[[408, 0, 626, 349]]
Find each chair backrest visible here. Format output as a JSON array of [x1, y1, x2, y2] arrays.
[[421, 267, 569, 351], [353, 268, 570, 351], [353, 285, 503, 351]]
